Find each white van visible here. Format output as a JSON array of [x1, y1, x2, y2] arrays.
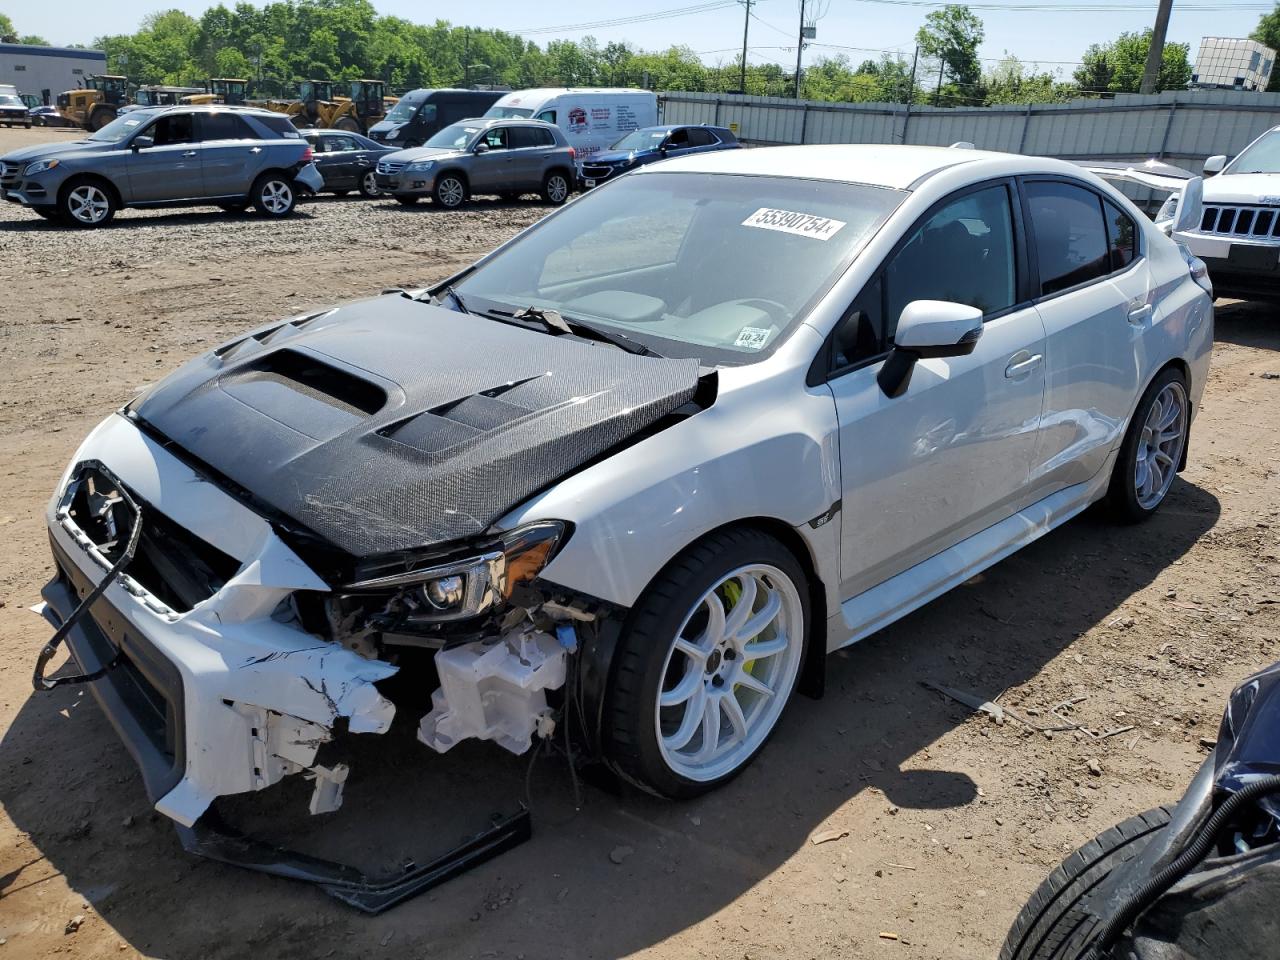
[[484, 88, 658, 159]]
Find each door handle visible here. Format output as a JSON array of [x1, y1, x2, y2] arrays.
[[1127, 303, 1153, 325], [1004, 351, 1043, 379], [182, 150, 197, 157], [250, 146, 262, 154]]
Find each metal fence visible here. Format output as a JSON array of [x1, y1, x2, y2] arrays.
[[659, 88, 1280, 177]]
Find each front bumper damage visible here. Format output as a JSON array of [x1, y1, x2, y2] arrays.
[[32, 413, 568, 911]]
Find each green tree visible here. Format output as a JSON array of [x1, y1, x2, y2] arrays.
[[916, 4, 985, 100], [984, 55, 1073, 104], [1251, 3, 1280, 89], [0, 12, 16, 42], [1074, 30, 1190, 93], [18, 34, 49, 45]]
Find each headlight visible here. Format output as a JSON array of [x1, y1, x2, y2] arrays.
[[385, 128, 400, 140], [1154, 194, 1178, 233], [406, 159, 434, 172], [24, 158, 59, 175], [343, 521, 567, 622]]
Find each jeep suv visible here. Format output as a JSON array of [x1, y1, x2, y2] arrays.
[[375, 117, 575, 209], [0, 105, 324, 227]]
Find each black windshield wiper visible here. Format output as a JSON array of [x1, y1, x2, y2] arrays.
[[431, 285, 470, 315], [502, 305, 663, 357]]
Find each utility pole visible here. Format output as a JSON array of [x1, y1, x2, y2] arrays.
[[794, 0, 806, 99], [906, 45, 919, 104], [934, 56, 945, 105], [463, 27, 470, 88], [1140, 0, 1174, 94], [739, 0, 753, 94]]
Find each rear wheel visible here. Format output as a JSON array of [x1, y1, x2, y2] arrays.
[[359, 171, 380, 198], [541, 170, 571, 205], [334, 116, 361, 133], [1000, 806, 1174, 960], [59, 178, 116, 227], [1107, 367, 1188, 522], [433, 174, 466, 209], [604, 528, 808, 799], [251, 174, 296, 217], [88, 107, 116, 131]]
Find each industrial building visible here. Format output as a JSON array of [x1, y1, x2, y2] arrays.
[[0, 42, 107, 105], [1190, 37, 1276, 93]]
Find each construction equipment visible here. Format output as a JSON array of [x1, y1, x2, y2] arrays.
[[133, 85, 205, 108], [181, 79, 248, 106], [54, 75, 128, 131], [257, 79, 391, 134]]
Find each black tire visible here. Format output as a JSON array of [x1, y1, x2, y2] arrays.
[[58, 176, 116, 228], [540, 169, 571, 205], [1106, 367, 1189, 523], [394, 195, 419, 206], [358, 171, 380, 198], [88, 107, 116, 131], [603, 527, 809, 800], [433, 173, 467, 209], [251, 173, 297, 218], [1001, 806, 1174, 960], [334, 116, 361, 133]]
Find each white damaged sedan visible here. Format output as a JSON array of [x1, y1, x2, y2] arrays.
[[35, 144, 1213, 906]]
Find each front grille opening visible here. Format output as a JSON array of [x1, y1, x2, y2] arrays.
[[1237, 210, 1255, 235], [67, 468, 241, 613]]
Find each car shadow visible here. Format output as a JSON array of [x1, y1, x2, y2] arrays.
[[1214, 298, 1280, 351], [0, 479, 1219, 958], [0, 207, 319, 231]]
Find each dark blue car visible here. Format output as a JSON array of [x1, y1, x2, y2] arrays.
[[577, 123, 739, 188]]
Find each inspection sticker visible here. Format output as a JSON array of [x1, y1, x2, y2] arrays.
[[742, 207, 847, 241], [734, 326, 773, 350]]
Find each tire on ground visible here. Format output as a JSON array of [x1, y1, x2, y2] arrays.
[[1106, 366, 1189, 523]]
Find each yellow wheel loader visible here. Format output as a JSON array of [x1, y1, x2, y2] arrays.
[[180, 79, 248, 106], [55, 75, 128, 131]]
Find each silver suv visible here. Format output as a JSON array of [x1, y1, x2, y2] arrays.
[[375, 117, 575, 209], [0, 105, 324, 227]]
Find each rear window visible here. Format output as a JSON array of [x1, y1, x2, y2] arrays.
[[255, 114, 302, 139], [486, 106, 534, 119], [510, 126, 555, 148], [199, 113, 255, 141]]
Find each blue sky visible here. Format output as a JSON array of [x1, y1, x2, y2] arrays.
[[8, 1, 1269, 78]]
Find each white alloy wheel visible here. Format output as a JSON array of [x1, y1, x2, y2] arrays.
[[436, 176, 465, 207], [361, 171, 380, 196], [66, 184, 111, 225], [260, 179, 293, 215], [545, 173, 569, 203], [1134, 380, 1187, 510], [656, 563, 803, 782]]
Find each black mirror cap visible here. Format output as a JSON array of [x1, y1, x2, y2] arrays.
[[913, 325, 981, 359], [876, 327, 981, 398]]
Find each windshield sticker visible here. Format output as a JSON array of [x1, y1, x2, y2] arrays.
[[734, 326, 773, 350], [742, 207, 847, 241]]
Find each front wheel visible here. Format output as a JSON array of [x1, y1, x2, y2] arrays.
[[433, 174, 466, 209], [251, 174, 296, 218], [359, 170, 381, 198], [1107, 367, 1189, 522], [59, 178, 116, 227], [604, 528, 808, 799], [541, 170, 571, 205], [1000, 806, 1174, 960]]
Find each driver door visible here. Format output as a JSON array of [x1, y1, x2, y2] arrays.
[[126, 112, 203, 202], [469, 126, 511, 192], [825, 181, 1047, 600]]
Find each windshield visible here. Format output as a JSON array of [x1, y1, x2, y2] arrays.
[[453, 172, 904, 364], [87, 111, 154, 143], [0, 95, 22, 107], [1227, 130, 1280, 174], [612, 128, 668, 151], [425, 122, 483, 150], [486, 106, 534, 119], [384, 97, 423, 123]]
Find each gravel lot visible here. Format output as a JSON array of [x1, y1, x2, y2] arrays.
[[1, 124, 1279, 960]]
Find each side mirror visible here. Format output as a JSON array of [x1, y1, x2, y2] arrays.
[[131, 134, 154, 151], [877, 300, 983, 399], [1172, 176, 1204, 234], [1202, 155, 1227, 176], [474, 142, 490, 154]]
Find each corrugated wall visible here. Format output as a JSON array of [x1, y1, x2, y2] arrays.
[[660, 89, 1280, 175]]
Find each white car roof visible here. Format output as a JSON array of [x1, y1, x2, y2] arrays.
[[639, 143, 1082, 191]]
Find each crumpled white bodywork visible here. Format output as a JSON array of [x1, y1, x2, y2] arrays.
[[45, 414, 398, 827]]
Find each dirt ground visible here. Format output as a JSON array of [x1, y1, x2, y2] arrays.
[[1, 124, 1278, 960]]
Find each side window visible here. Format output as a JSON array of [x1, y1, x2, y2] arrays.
[[198, 113, 253, 142], [831, 276, 884, 370], [666, 128, 691, 148], [481, 127, 508, 150], [418, 103, 438, 127], [536, 128, 556, 146], [325, 135, 356, 152], [508, 127, 541, 149], [1025, 181, 1110, 296], [1104, 199, 1138, 272], [686, 128, 716, 147], [536, 109, 556, 124], [150, 113, 195, 145], [255, 114, 302, 139]]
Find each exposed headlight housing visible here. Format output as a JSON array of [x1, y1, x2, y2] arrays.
[[24, 158, 59, 175], [406, 159, 434, 172], [1154, 194, 1178, 235], [385, 128, 400, 140], [343, 521, 567, 623]]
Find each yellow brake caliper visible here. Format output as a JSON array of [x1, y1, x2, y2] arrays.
[[721, 580, 761, 682]]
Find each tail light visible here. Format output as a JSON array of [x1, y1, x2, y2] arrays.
[[301, 145, 314, 162], [1176, 241, 1213, 297], [568, 146, 576, 161]]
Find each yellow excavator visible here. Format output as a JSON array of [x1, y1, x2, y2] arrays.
[[181, 79, 249, 106], [257, 79, 391, 133], [54, 75, 129, 131]]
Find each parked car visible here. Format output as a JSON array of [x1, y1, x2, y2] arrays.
[[375, 117, 574, 208], [0, 94, 31, 128], [29, 106, 77, 128], [578, 123, 739, 188], [0, 105, 324, 226], [1157, 124, 1280, 301], [366, 88, 502, 148], [33, 144, 1212, 907], [1003, 659, 1280, 960], [484, 87, 658, 160], [299, 128, 396, 197]]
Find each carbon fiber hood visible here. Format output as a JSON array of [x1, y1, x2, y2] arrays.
[[131, 294, 701, 557]]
